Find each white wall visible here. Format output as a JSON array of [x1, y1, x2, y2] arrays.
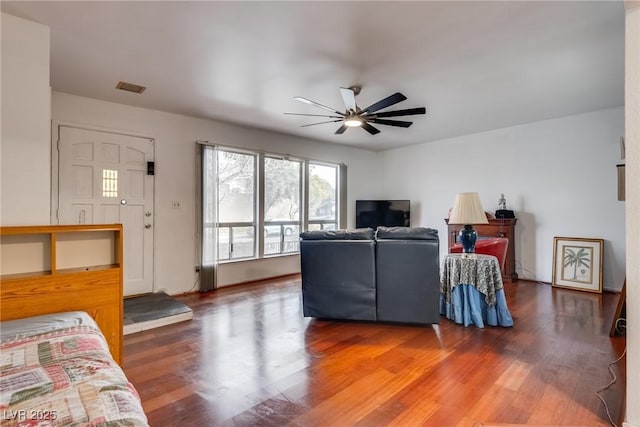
[[380, 107, 626, 291], [0, 13, 51, 225], [52, 91, 380, 294], [49, 92, 627, 294], [624, 2, 639, 426]]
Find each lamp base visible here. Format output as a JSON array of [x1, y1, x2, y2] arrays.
[[458, 225, 477, 253]]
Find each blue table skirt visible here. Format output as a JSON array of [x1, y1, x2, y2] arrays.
[[439, 284, 513, 328]]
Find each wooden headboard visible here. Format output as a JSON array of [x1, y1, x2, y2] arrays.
[[0, 224, 124, 364]]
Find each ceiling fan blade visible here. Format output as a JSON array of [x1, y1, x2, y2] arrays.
[[370, 118, 413, 128], [294, 96, 344, 115], [284, 112, 343, 119], [301, 119, 343, 128], [361, 122, 381, 135], [360, 92, 407, 114], [335, 124, 348, 134], [373, 107, 426, 118], [339, 87, 357, 113]]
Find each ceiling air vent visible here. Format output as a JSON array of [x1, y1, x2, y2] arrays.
[[116, 81, 146, 94]]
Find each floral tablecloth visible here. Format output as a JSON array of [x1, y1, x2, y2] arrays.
[[440, 254, 513, 328]]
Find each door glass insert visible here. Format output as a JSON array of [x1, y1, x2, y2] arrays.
[[102, 169, 118, 197]]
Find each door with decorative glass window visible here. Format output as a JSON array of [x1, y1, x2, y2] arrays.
[[57, 126, 154, 296]]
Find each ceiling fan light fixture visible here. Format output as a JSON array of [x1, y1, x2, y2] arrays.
[[287, 87, 426, 136], [344, 117, 363, 127]]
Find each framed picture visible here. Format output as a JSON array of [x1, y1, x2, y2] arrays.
[[552, 237, 603, 293]]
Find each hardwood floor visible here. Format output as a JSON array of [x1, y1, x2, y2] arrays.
[[123, 276, 626, 426]]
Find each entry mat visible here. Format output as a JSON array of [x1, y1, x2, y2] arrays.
[[123, 291, 193, 335]]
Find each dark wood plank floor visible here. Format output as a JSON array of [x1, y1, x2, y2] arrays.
[[123, 276, 626, 426]]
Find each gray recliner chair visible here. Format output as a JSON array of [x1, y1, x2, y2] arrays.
[[375, 226, 440, 324], [299, 228, 377, 321]]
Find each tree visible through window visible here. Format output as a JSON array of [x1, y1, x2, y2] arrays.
[[264, 157, 301, 254], [308, 163, 337, 231], [217, 150, 255, 260]]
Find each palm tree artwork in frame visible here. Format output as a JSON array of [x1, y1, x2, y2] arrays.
[[552, 237, 604, 293]]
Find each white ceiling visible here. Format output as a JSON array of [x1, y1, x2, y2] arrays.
[[1, 1, 625, 151]]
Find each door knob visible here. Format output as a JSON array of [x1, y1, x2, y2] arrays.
[[145, 211, 152, 217], [145, 224, 152, 229]]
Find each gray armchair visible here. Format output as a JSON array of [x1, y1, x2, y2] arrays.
[[375, 226, 440, 324], [299, 228, 377, 321]]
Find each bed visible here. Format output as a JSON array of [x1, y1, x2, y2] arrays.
[[1, 312, 148, 426], [0, 225, 148, 426]]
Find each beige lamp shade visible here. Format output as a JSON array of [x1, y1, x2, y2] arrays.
[[448, 192, 489, 225]]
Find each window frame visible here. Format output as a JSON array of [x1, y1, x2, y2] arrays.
[[307, 161, 339, 232], [203, 144, 343, 264], [262, 154, 303, 256], [215, 148, 257, 262]]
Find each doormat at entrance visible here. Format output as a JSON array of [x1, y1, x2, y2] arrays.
[[124, 291, 193, 335]]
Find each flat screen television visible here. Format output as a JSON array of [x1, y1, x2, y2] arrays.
[[355, 200, 410, 229]]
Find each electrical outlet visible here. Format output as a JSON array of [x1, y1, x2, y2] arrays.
[[171, 201, 181, 209]]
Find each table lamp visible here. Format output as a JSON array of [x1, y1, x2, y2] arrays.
[[448, 192, 489, 254]]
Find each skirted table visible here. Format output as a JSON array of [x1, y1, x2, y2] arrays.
[[440, 253, 514, 328]]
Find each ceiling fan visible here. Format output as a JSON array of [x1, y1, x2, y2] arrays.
[[285, 86, 426, 135]]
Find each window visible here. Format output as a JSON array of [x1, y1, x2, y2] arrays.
[[201, 145, 343, 264], [308, 163, 338, 231], [264, 157, 302, 255], [216, 150, 256, 260], [102, 169, 118, 197]]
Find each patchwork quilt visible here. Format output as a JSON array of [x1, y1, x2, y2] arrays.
[[0, 325, 148, 427]]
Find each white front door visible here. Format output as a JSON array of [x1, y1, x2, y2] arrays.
[[57, 126, 154, 296]]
